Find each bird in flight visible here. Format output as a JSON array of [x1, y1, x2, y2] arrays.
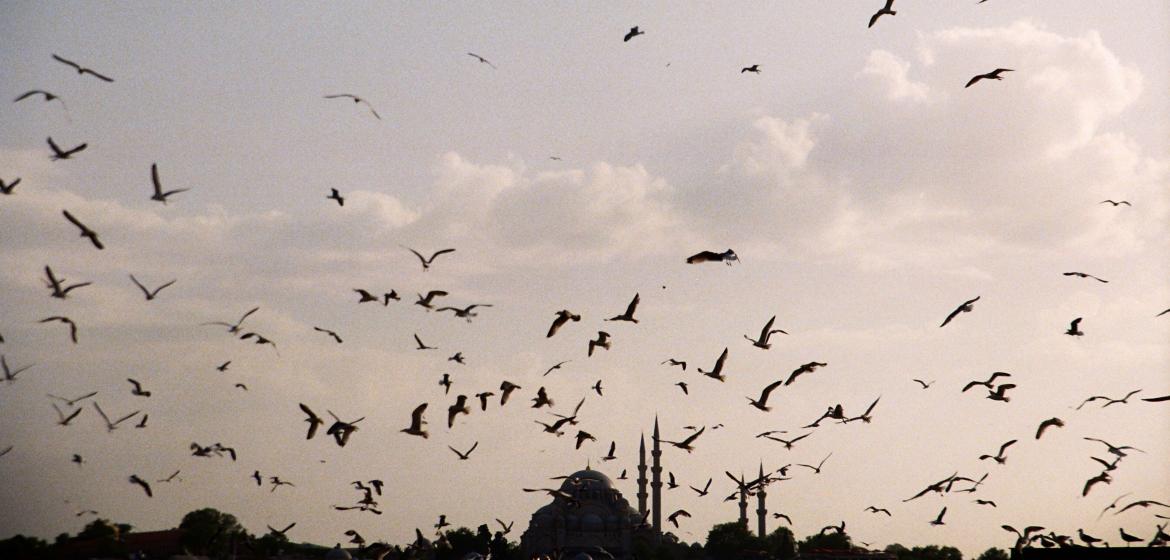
[[0, 177, 19, 195], [747, 379, 784, 411], [940, 296, 980, 327], [606, 293, 640, 323], [912, 379, 935, 389], [94, 402, 139, 432], [661, 358, 687, 371], [547, 310, 581, 338], [40, 316, 78, 344], [448, 441, 479, 460], [52, 54, 114, 82], [686, 249, 739, 265], [588, 331, 612, 357], [447, 396, 470, 428], [436, 303, 493, 322], [401, 403, 429, 438], [44, 265, 90, 299], [1099, 199, 1131, 207], [312, 326, 343, 344], [785, 361, 827, 386], [467, 52, 497, 69], [47, 137, 87, 161], [149, 163, 188, 204], [48, 391, 96, 407], [1063, 272, 1108, 283], [744, 315, 787, 349], [966, 68, 1014, 88], [298, 403, 324, 440], [868, 0, 896, 28], [624, 26, 644, 42], [499, 381, 521, 406], [1035, 417, 1064, 440], [324, 94, 381, 120], [542, 360, 571, 377], [764, 433, 811, 450], [979, 439, 1018, 464], [129, 475, 153, 497], [413, 333, 437, 350], [1065, 317, 1084, 336], [127, 378, 151, 397], [962, 371, 1012, 393], [661, 427, 705, 453], [52, 403, 83, 426], [61, 210, 103, 249], [667, 509, 691, 528], [129, 274, 176, 301], [698, 348, 729, 382], [1, 356, 34, 384], [327, 188, 345, 206], [403, 246, 456, 271], [796, 452, 832, 474], [929, 507, 947, 526], [741, 65, 760, 74], [202, 306, 259, 334], [415, 290, 450, 310]]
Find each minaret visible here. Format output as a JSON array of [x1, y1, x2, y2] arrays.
[[636, 434, 648, 517], [737, 471, 748, 527], [756, 463, 767, 537], [651, 417, 662, 535]]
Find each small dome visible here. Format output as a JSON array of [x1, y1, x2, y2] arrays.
[[325, 544, 352, 560]]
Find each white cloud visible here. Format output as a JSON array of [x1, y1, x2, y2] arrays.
[[862, 50, 932, 102]]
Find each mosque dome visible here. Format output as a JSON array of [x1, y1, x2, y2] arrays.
[[325, 544, 352, 560], [558, 467, 614, 491]]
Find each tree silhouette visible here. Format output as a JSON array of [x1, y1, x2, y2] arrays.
[[178, 507, 247, 558], [976, 548, 1010, 560], [798, 531, 852, 553]]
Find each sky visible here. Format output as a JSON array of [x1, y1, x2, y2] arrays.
[[0, 1, 1168, 557]]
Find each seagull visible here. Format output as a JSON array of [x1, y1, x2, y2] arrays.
[[14, 89, 63, 105], [744, 315, 787, 349], [966, 68, 1014, 88], [979, 439, 1017, 464], [690, 478, 712, 497], [1078, 389, 1143, 410], [591, 380, 603, 396], [698, 348, 729, 382], [940, 296, 980, 327], [796, 453, 832, 474], [448, 352, 465, 365], [327, 188, 345, 206], [1063, 272, 1108, 283], [52, 54, 114, 82], [606, 293, 640, 323], [820, 521, 846, 535], [1083, 437, 1144, 458], [667, 510, 691, 528], [986, 384, 1016, 403], [127, 378, 151, 397], [93, 402, 139, 431], [439, 373, 452, 394], [129, 475, 153, 497], [47, 391, 96, 407], [1065, 317, 1084, 336], [846, 397, 882, 423], [467, 52, 497, 69], [267, 523, 296, 536], [1142, 394, 1170, 402], [741, 65, 760, 74], [495, 519, 513, 535], [588, 332, 612, 357], [912, 379, 935, 389], [239, 331, 277, 351], [1084, 471, 1114, 497], [601, 441, 617, 461], [202, 306, 259, 334], [623, 26, 644, 42], [447, 395, 470, 428], [1035, 417, 1064, 440], [541, 360, 571, 377], [868, 0, 896, 28], [1077, 529, 1102, 547], [157, 470, 181, 483], [929, 507, 947, 526], [413, 333, 437, 350], [499, 381, 521, 406], [137, 413, 150, 426], [1099, 199, 1131, 207], [415, 290, 449, 310], [448, 441, 479, 460], [531, 386, 554, 409], [2, 355, 35, 383], [865, 506, 892, 516], [475, 392, 494, 411], [661, 359, 687, 371], [325, 411, 365, 446], [0, 177, 20, 195], [747, 379, 784, 411], [129, 274, 176, 301], [1115, 499, 1170, 516], [772, 513, 793, 524], [61, 210, 103, 249], [675, 382, 689, 395], [47, 137, 87, 161], [686, 249, 738, 265], [547, 310, 582, 337], [660, 427, 705, 453], [574, 430, 597, 449], [401, 403, 428, 438], [52, 403, 83, 426], [436, 303, 493, 322], [324, 94, 381, 120], [1119, 528, 1144, 546], [784, 361, 827, 385], [313, 326, 343, 344], [39, 316, 78, 343], [764, 433, 811, 450], [148, 163, 189, 204], [298, 403, 324, 439], [973, 499, 997, 507], [962, 371, 1012, 393], [403, 246, 456, 271]]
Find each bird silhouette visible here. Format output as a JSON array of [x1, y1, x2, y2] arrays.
[[868, 0, 896, 28], [403, 246, 456, 271], [686, 249, 738, 265], [299, 403, 324, 439], [912, 379, 935, 389], [447, 395, 470, 428], [0, 177, 20, 195], [979, 439, 1017, 464], [699, 348, 729, 382], [1035, 417, 1064, 439], [531, 386, 555, 409], [401, 403, 429, 438], [592, 380, 603, 396], [93, 402, 139, 431], [127, 378, 151, 397], [267, 523, 296, 536], [415, 290, 450, 310], [324, 94, 381, 120], [1063, 272, 1108, 283], [940, 296, 980, 327], [48, 391, 96, 407], [747, 379, 784, 411], [475, 392, 494, 411], [547, 310, 581, 337], [661, 358, 687, 371], [1099, 199, 1131, 206], [413, 333, 437, 350], [541, 360, 571, 376], [601, 441, 617, 461], [39, 316, 78, 343], [1, 356, 34, 383], [606, 293, 640, 323], [588, 331, 612, 357], [467, 52, 497, 69], [784, 361, 827, 385], [47, 137, 87, 161], [1065, 317, 1084, 336], [929, 507, 947, 526], [436, 303, 492, 322], [796, 453, 832, 474], [202, 306, 259, 334], [660, 427, 705, 453], [741, 65, 760, 74], [52, 403, 83, 426], [764, 433, 811, 450], [129, 475, 153, 497], [129, 274, 176, 301], [327, 188, 345, 206], [448, 441, 479, 460], [439, 373, 453, 395], [1083, 437, 1144, 458], [962, 371, 1012, 393], [865, 506, 892, 516], [690, 478, 712, 497], [313, 326, 343, 344], [61, 210, 103, 249], [966, 68, 1014, 88], [52, 54, 114, 82], [149, 163, 189, 204], [624, 26, 644, 42], [675, 381, 689, 395], [745, 315, 787, 349], [325, 411, 364, 447], [499, 381, 521, 406], [667, 509, 691, 528], [574, 430, 596, 449]]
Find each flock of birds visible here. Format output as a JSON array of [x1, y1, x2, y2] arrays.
[[2, 2, 1169, 558]]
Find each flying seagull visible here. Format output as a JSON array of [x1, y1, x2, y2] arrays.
[[327, 188, 345, 206], [467, 52, 497, 69], [588, 331, 612, 357], [868, 0, 896, 28], [744, 315, 787, 349], [1035, 417, 1064, 440], [979, 439, 1018, 464], [324, 94, 381, 120], [44, 265, 90, 299], [39, 316, 78, 343], [298, 403, 324, 439], [52, 54, 114, 82], [966, 68, 1013, 88], [698, 348, 729, 382], [940, 296, 980, 327], [47, 137, 87, 161], [741, 65, 760, 74], [660, 427, 705, 453], [149, 163, 188, 204], [1065, 317, 1084, 336], [547, 310, 581, 338], [415, 290, 449, 310], [313, 326, 343, 344], [127, 378, 151, 397], [785, 361, 827, 386], [403, 246, 455, 271], [0, 177, 19, 195], [1, 356, 34, 383], [606, 293, 640, 323], [129, 475, 153, 497], [413, 333, 437, 350], [1099, 199, 1131, 206], [747, 379, 784, 411], [61, 210, 103, 249], [401, 403, 428, 438], [1063, 272, 1108, 283], [448, 441, 479, 460], [129, 274, 176, 301], [686, 249, 738, 265], [623, 26, 644, 42], [202, 306, 259, 334]]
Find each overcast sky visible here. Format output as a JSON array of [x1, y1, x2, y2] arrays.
[[1, 2, 1167, 556]]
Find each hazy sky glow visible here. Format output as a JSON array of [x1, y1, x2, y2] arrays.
[[1, 2, 1168, 557]]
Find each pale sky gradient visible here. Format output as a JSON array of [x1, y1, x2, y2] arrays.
[[1, 2, 1168, 557]]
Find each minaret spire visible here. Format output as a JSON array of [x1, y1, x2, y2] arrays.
[[738, 470, 748, 527], [636, 433, 648, 517], [651, 416, 662, 535], [757, 462, 767, 537]]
